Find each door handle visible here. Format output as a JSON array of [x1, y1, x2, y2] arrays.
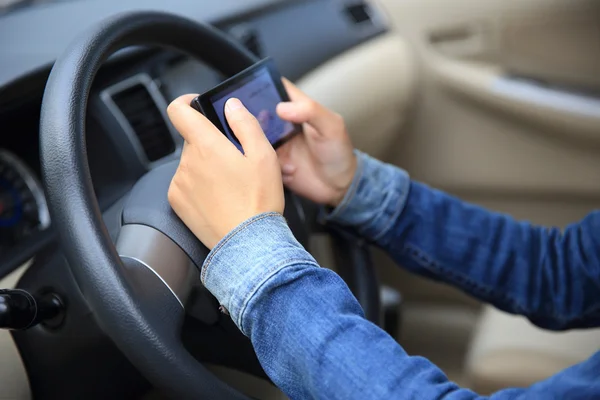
[[428, 23, 487, 58], [429, 26, 476, 44]]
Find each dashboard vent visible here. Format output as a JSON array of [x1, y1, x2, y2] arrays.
[[111, 82, 175, 162], [345, 2, 373, 25], [242, 32, 262, 57]]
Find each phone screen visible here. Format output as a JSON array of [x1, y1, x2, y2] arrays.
[[193, 58, 300, 151]]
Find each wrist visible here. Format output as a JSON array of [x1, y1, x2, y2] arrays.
[[201, 211, 317, 334], [320, 151, 411, 243], [329, 152, 358, 208]]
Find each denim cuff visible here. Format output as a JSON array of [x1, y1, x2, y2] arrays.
[[321, 150, 411, 243], [201, 212, 318, 335]]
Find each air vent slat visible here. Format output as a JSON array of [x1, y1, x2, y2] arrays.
[[111, 82, 175, 162], [345, 3, 372, 25]]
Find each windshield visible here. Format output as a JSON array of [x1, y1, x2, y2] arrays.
[[0, 0, 75, 15]]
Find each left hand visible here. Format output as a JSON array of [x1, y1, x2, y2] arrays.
[[166, 95, 284, 250]]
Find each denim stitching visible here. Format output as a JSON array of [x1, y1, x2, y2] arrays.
[[403, 243, 530, 315], [201, 212, 283, 284], [404, 243, 600, 327]]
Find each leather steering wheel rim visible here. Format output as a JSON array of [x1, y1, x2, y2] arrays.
[[40, 10, 382, 399], [40, 11, 257, 399]]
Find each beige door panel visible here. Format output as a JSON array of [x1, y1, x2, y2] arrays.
[[366, 0, 600, 385], [431, 57, 600, 146], [466, 306, 600, 394], [374, 0, 600, 303], [395, 71, 600, 196], [498, 0, 600, 90], [378, 0, 600, 76], [376, 0, 506, 63]]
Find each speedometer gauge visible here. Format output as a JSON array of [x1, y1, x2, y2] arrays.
[[0, 150, 50, 252]]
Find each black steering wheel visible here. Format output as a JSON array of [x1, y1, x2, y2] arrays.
[[40, 11, 380, 399]]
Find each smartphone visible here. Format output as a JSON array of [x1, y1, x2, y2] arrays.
[[191, 58, 301, 151]]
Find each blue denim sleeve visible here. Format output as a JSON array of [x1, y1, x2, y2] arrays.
[[202, 212, 600, 399], [325, 151, 600, 330], [201, 212, 491, 399]]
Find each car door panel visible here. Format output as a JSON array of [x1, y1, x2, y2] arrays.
[[431, 57, 600, 146], [498, 0, 600, 90], [374, 0, 600, 301]]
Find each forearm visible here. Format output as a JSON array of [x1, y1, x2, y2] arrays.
[[327, 151, 600, 330], [200, 212, 600, 399], [244, 263, 490, 400], [387, 183, 600, 329], [202, 213, 498, 399]]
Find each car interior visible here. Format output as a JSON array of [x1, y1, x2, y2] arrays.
[[0, 0, 599, 398]]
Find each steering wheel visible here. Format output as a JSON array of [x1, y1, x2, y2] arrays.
[[40, 11, 380, 399]]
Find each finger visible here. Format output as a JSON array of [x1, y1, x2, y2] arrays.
[[167, 94, 229, 148], [167, 94, 202, 141], [282, 175, 294, 185], [224, 98, 271, 155], [280, 79, 327, 134], [281, 164, 296, 174], [281, 78, 309, 102], [174, 93, 198, 106], [276, 97, 340, 137], [279, 79, 314, 122]]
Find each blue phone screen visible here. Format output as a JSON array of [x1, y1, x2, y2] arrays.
[[210, 66, 294, 151]]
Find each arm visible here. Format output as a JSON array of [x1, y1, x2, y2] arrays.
[[325, 151, 600, 330], [204, 212, 507, 400], [165, 88, 599, 400], [205, 213, 600, 400]]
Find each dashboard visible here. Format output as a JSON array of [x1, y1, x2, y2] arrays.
[[0, 0, 388, 398], [0, 0, 386, 279]]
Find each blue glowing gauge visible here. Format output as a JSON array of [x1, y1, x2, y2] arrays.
[[0, 150, 50, 250]]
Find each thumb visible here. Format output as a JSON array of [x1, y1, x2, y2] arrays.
[[224, 98, 270, 155]]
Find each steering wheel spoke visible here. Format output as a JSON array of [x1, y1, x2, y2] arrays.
[[117, 224, 197, 310], [119, 255, 187, 334]]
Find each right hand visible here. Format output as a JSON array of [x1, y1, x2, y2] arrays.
[[276, 79, 356, 207], [167, 96, 284, 250]]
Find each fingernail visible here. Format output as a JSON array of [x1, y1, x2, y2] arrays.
[[282, 164, 296, 174], [226, 98, 243, 112]]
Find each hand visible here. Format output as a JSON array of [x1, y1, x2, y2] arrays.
[[167, 95, 284, 249], [276, 79, 356, 207]]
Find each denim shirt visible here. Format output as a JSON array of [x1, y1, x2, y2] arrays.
[[202, 151, 600, 400]]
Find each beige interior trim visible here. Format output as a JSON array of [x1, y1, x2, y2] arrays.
[[467, 349, 581, 395], [373, 0, 600, 200], [0, 262, 32, 400], [296, 33, 417, 159], [498, 0, 600, 90], [465, 306, 600, 392], [430, 56, 600, 146]]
